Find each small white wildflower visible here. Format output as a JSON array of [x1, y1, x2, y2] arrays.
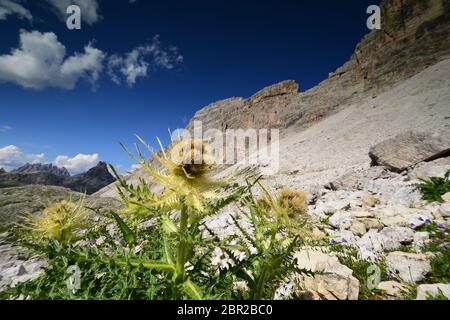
[[233, 250, 246, 261], [249, 246, 258, 255]]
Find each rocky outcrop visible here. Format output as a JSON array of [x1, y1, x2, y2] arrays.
[[186, 80, 301, 132], [0, 162, 115, 194], [369, 131, 450, 172], [11, 163, 69, 177]]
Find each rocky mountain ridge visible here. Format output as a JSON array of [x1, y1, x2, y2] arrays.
[[0, 162, 115, 194], [11, 163, 70, 177]]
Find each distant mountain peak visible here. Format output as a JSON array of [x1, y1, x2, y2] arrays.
[[12, 163, 70, 177], [0, 161, 116, 194]]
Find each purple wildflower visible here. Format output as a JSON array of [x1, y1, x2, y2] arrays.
[[437, 224, 445, 230], [331, 239, 337, 244], [425, 219, 432, 225], [418, 217, 424, 222], [409, 223, 415, 229], [342, 239, 348, 243]]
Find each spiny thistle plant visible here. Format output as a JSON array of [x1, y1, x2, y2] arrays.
[[109, 136, 255, 299], [23, 196, 87, 245], [206, 184, 314, 300]]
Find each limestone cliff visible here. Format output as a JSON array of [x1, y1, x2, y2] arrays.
[[186, 0, 450, 133]]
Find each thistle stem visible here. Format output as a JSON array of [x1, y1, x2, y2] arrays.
[[175, 206, 189, 284]]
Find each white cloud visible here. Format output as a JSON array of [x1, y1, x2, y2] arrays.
[[0, 125, 12, 132], [107, 35, 183, 87], [53, 153, 99, 175], [0, 145, 44, 171], [45, 0, 100, 25], [0, 0, 32, 21], [130, 163, 142, 171], [0, 30, 105, 90]]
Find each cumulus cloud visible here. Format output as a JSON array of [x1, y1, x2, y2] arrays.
[[45, 0, 100, 25], [0, 145, 44, 171], [0, 0, 32, 21], [0, 30, 105, 90], [107, 35, 183, 87], [53, 153, 99, 175]]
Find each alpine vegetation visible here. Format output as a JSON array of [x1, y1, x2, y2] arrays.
[[0, 137, 314, 300]]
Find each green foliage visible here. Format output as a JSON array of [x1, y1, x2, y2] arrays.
[[416, 170, 450, 202], [0, 228, 166, 300], [427, 247, 450, 284]]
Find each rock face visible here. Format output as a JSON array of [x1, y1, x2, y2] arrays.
[[11, 163, 70, 177], [369, 131, 450, 172], [186, 80, 301, 132], [0, 162, 115, 194]]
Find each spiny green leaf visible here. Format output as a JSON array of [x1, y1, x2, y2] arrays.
[[182, 279, 204, 300], [110, 212, 136, 246]]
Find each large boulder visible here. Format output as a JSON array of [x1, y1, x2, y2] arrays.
[[369, 131, 450, 172], [277, 249, 360, 300], [386, 252, 431, 283], [416, 284, 450, 300], [408, 157, 450, 180]]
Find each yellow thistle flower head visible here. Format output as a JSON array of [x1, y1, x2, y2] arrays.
[[25, 196, 87, 245], [277, 187, 308, 220], [168, 138, 216, 178], [131, 137, 234, 215]]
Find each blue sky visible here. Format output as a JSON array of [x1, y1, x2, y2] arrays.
[[0, 0, 379, 174]]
